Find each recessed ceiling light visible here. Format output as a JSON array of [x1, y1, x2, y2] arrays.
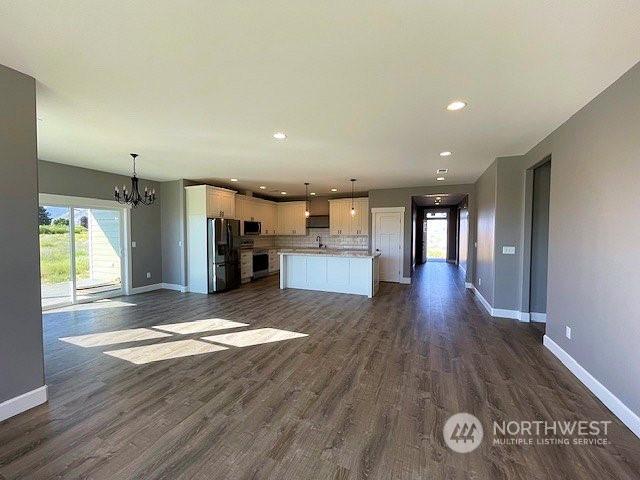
[[446, 100, 467, 111], [230, 178, 238, 182], [440, 151, 452, 157], [310, 192, 316, 196], [273, 132, 287, 140], [330, 188, 337, 192], [280, 191, 287, 195], [259, 185, 266, 189], [436, 177, 445, 181]]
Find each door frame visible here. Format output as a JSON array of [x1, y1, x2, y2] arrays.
[[39, 193, 132, 310], [371, 207, 405, 283]]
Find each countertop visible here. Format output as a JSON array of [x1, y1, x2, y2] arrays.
[[278, 248, 381, 259]]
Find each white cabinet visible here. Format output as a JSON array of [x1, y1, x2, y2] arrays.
[[268, 249, 279, 272], [235, 195, 278, 235], [241, 250, 253, 282], [185, 185, 238, 293], [206, 187, 236, 218], [263, 204, 278, 236], [329, 198, 369, 235], [351, 198, 369, 235], [277, 202, 306, 236]]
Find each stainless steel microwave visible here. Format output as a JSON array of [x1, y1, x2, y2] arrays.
[[243, 220, 261, 235]]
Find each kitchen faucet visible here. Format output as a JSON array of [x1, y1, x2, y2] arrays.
[[316, 235, 324, 249]]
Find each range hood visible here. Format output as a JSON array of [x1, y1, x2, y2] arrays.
[[307, 215, 329, 229]]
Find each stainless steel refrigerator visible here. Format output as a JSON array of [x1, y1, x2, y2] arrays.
[[207, 218, 241, 292]]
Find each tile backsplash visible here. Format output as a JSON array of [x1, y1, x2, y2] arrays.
[[242, 228, 368, 251]]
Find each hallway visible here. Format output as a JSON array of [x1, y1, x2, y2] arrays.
[[0, 264, 638, 478]]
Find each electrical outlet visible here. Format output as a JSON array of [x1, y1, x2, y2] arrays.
[[146, 272, 151, 279], [566, 326, 571, 339], [478, 277, 482, 286], [131, 241, 137, 248], [178, 241, 183, 247], [502, 246, 516, 255]]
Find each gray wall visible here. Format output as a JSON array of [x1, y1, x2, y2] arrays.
[[0, 65, 45, 403], [38, 160, 162, 288], [476, 60, 640, 416], [474, 162, 496, 304], [530, 161, 551, 314], [160, 179, 188, 286], [368, 184, 476, 282]]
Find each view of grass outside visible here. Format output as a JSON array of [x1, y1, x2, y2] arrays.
[[425, 219, 447, 260], [39, 225, 89, 284]]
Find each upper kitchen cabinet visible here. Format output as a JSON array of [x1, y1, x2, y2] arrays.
[[185, 185, 237, 219], [350, 197, 369, 235], [235, 195, 278, 235], [277, 201, 306, 235], [207, 187, 236, 218], [329, 197, 369, 235]]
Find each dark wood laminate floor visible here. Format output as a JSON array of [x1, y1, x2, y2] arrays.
[[1, 263, 639, 479]]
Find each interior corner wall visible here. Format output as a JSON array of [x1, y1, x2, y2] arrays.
[[0, 65, 45, 403], [160, 180, 186, 286], [473, 162, 497, 305], [37, 160, 163, 288], [492, 155, 527, 310]]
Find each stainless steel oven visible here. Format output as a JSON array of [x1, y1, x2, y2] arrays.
[[252, 250, 269, 278], [243, 220, 261, 236]]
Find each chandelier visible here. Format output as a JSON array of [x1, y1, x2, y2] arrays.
[[114, 153, 156, 208]]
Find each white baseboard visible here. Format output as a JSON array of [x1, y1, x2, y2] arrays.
[[470, 285, 529, 322], [161, 283, 188, 292], [471, 286, 493, 315], [459, 264, 467, 275], [130, 283, 163, 294], [493, 308, 524, 321], [543, 335, 640, 439], [530, 312, 547, 323], [399, 277, 412, 285], [0, 385, 48, 422], [520, 312, 530, 322]]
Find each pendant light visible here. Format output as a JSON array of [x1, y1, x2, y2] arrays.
[[304, 182, 310, 218], [350, 178, 357, 216], [114, 154, 156, 208]]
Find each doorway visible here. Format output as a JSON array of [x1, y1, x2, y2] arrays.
[[39, 195, 130, 310], [529, 161, 551, 323], [424, 211, 448, 261], [372, 208, 404, 283]]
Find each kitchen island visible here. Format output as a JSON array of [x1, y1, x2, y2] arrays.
[[279, 249, 381, 298]]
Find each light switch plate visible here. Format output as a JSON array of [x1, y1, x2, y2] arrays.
[[131, 241, 137, 248], [566, 326, 572, 339], [502, 246, 516, 255]]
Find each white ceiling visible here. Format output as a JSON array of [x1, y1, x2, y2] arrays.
[[2, 2, 640, 197]]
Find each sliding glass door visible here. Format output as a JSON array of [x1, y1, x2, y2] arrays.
[[39, 205, 73, 308], [39, 198, 128, 310], [74, 208, 123, 303]]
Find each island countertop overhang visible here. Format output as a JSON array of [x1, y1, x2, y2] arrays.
[[278, 248, 381, 259]]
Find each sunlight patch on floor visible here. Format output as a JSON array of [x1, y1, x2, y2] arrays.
[[104, 339, 228, 365], [202, 328, 308, 347], [152, 318, 248, 334], [60, 328, 171, 347]]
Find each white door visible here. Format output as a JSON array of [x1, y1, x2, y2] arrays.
[[373, 211, 403, 282]]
